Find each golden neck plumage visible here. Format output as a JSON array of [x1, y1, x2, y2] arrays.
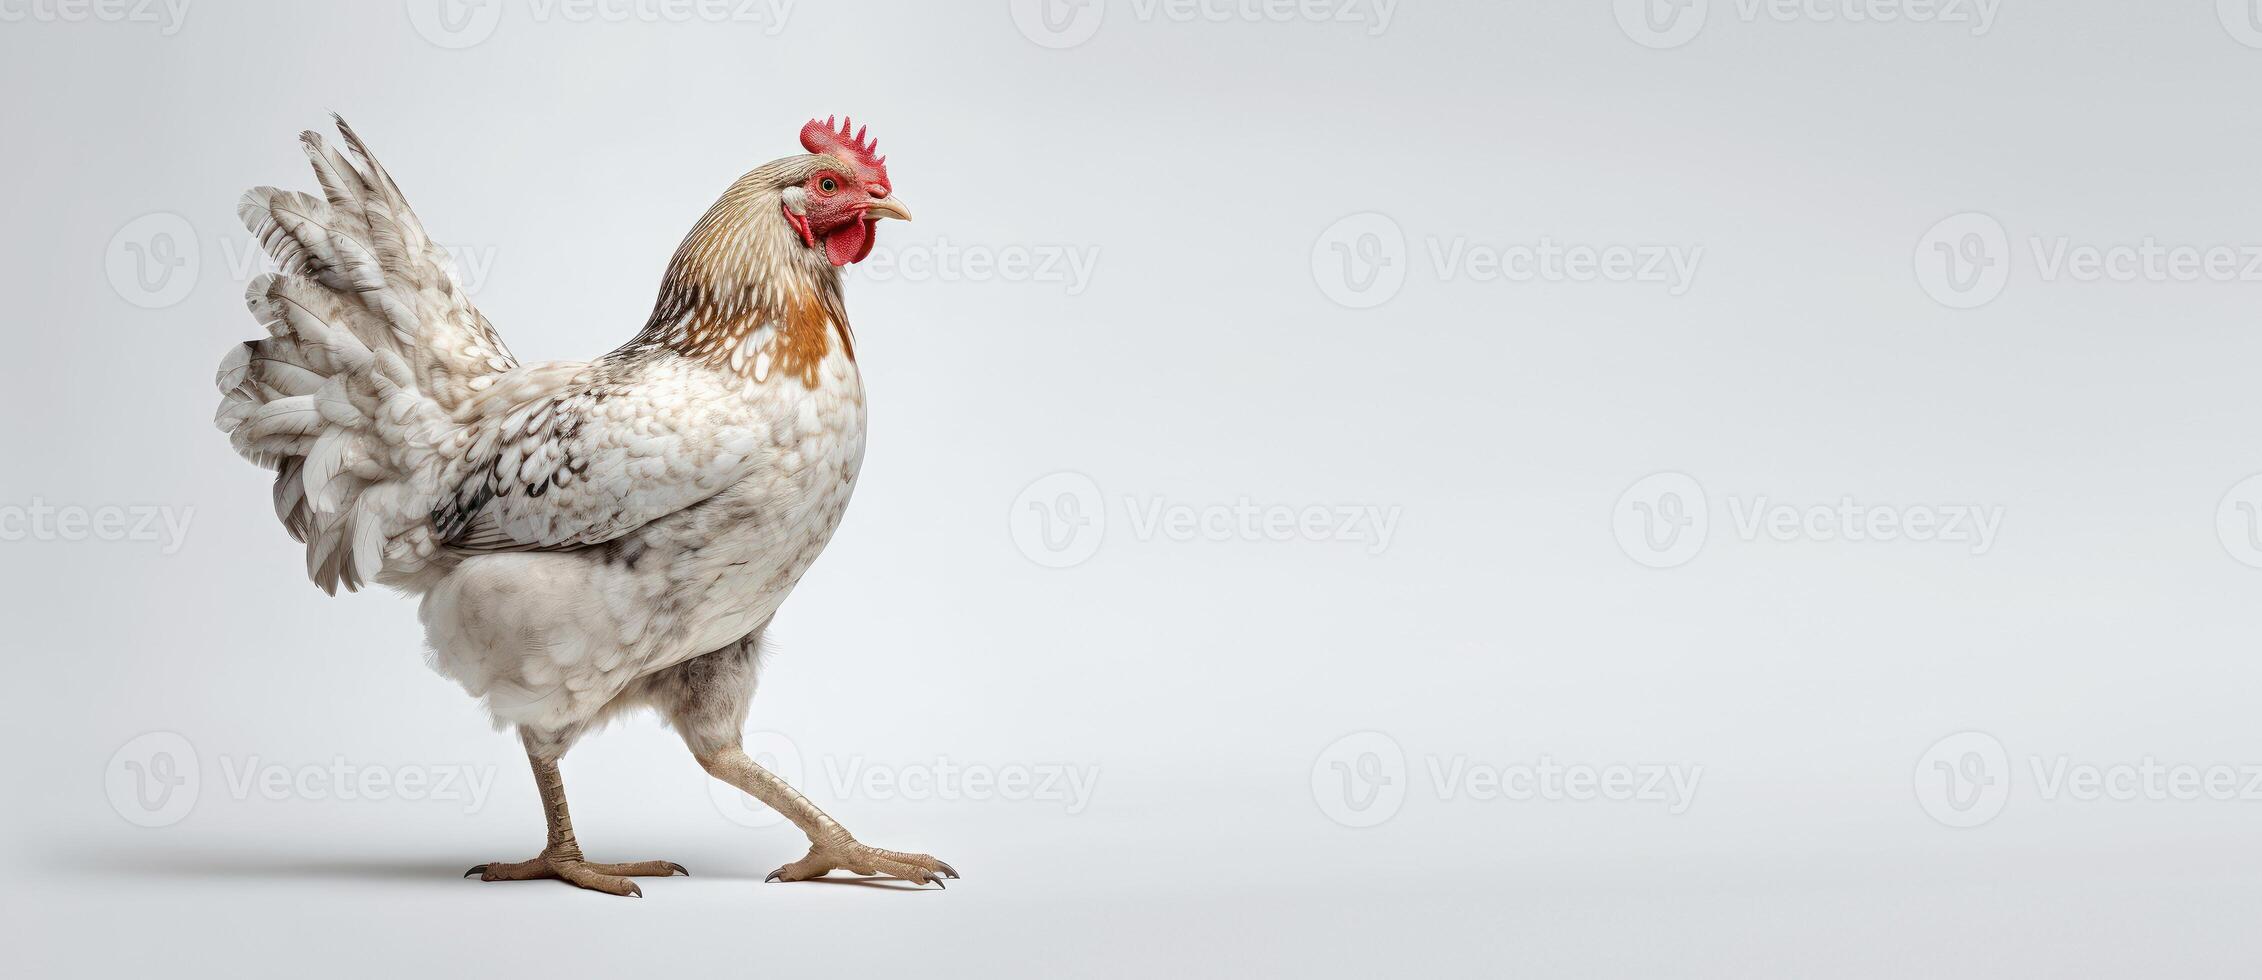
[[631, 170, 856, 388]]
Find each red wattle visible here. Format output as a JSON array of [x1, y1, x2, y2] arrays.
[[825, 219, 876, 266]]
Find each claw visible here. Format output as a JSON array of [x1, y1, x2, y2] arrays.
[[463, 864, 489, 878], [667, 862, 690, 877], [625, 882, 643, 898], [766, 869, 783, 883], [937, 861, 961, 879], [930, 876, 945, 889]]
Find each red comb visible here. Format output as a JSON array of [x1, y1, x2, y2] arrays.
[[800, 116, 889, 191]]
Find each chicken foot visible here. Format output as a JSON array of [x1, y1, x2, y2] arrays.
[[697, 745, 959, 887], [465, 731, 688, 897]]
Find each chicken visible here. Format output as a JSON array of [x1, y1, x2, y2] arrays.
[[213, 115, 954, 896]]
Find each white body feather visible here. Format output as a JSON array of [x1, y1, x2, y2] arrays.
[[421, 347, 864, 728], [216, 118, 870, 729]]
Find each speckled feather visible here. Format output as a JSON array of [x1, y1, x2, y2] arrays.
[[216, 118, 872, 728]]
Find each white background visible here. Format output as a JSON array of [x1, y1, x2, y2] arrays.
[[8, 0, 2262, 976]]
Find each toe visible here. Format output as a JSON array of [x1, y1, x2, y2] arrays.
[[871, 848, 957, 882], [582, 860, 689, 877], [768, 851, 838, 882], [867, 858, 943, 887], [469, 858, 554, 882], [554, 863, 644, 897]]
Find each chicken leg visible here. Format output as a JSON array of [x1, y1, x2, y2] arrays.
[[697, 745, 958, 886], [465, 729, 688, 897], [660, 634, 957, 887]]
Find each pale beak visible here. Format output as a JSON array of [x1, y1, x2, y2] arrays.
[[862, 195, 913, 222]]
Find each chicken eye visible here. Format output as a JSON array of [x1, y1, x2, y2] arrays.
[[819, 177, 838, 194]]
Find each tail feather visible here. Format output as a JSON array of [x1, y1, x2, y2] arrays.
[[272, 457, 310, 543], [216, 116, 499, 595]]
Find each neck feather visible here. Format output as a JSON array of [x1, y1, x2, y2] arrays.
[[631, 175, 854, 387]]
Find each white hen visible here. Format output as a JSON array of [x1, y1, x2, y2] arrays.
[[214, 115, 953, 895]]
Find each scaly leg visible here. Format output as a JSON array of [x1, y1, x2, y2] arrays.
[[660, 633, 957, 887], [465, 729, 688, 897], [698, 745, 958, 887]]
